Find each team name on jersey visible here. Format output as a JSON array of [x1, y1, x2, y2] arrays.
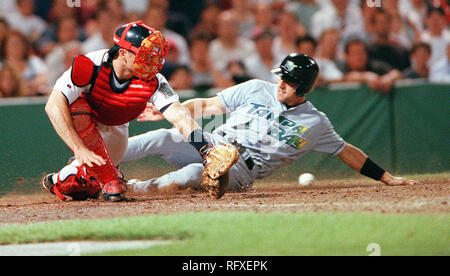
[[247, 103, 309, 150]]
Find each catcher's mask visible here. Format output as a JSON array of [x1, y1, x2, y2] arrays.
[[271, 53, 319, 97], [111, 21, 168, 81]]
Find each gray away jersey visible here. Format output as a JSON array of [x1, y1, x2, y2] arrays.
[[214, 79, 346, 178]]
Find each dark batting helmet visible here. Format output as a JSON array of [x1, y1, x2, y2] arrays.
[[271, 53, 319, 97]]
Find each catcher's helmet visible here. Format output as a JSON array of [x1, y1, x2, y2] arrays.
[[111, 21, 155, 55], [109, 21, 168, 81], [271, 53, 319, 97]]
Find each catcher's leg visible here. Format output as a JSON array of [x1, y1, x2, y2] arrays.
[[69, 99, 126, 202]]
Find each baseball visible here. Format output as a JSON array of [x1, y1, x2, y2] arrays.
[[298, 173, 314, 186]]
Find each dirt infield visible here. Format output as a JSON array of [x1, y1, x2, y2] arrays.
[[0, 176, 449, 225]]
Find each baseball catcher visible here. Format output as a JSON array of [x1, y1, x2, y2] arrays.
[[42, 21, 237, 201]]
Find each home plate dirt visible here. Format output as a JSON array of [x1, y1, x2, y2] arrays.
[[0, 176, 448, 225], [0, 240, 169, 256]]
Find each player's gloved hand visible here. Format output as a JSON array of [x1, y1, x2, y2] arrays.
[[200, 143, 239, 199], [137, 103, 165, 122], [380, 173, 419, 186]]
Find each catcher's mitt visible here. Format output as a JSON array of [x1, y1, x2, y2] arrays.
[[201, 144, 239, 199]]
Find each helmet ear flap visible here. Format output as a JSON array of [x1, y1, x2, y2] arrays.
[[295, 86, 307, 97], [295, 78, 314, 97]]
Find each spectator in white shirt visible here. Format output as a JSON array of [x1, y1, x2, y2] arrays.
[[285, 0, 320, 33], [310, 0, 364, 43], [429, 44, 450, 83], [120, 0, 149, 15], [144, 5, 191, 66], [0, 0, 18, 16], [383, 0, 415, 49], [208, 10, 255, 73], [227, 0, 256, 39], [252, 2, 277, 36], [419, 7, 450, 66], [46, 41, 82, 87], [272, 9, 306, 66], [399, 0, 429, 34], [315, 29, 345, 83], [82, 9, 121, 54], [244, 28, 278, 83], [4, 0, 47, 42]]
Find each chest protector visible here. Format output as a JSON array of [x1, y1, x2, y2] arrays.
[[71, 55, 158, 126]]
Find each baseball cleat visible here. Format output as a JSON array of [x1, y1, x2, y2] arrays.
[[42, 173, 56, 193], [102, 193, 125, 202], [101, 179, 127, 202]]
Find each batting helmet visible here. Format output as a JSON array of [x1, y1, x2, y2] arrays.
[[271, 53, 319, 97]]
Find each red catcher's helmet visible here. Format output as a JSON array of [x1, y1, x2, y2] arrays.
[[112, 21, 168, 81]]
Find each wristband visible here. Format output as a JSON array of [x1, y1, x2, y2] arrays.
[[188, 129, 211, 156], [360, 158, 385, 181]]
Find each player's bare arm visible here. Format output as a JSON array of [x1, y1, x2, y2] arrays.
[[45, 89, 106, 167], [338, 144, 418, 186], [161, 101, 202, 139], [137, 97, 226, 122], [182, 97, 227, 119]]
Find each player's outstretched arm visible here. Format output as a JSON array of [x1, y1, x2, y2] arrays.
[[337, 144, 419, 186], [137, 97, 226, 122], [161, 101, 202, 139], [182, 96, 227, 119]]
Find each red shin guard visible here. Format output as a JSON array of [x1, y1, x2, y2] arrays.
[[68, 99, 126, 198], [52, 166, 100, 201]]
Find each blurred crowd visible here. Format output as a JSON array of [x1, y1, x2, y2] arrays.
[[0, 0, 449, 98]]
